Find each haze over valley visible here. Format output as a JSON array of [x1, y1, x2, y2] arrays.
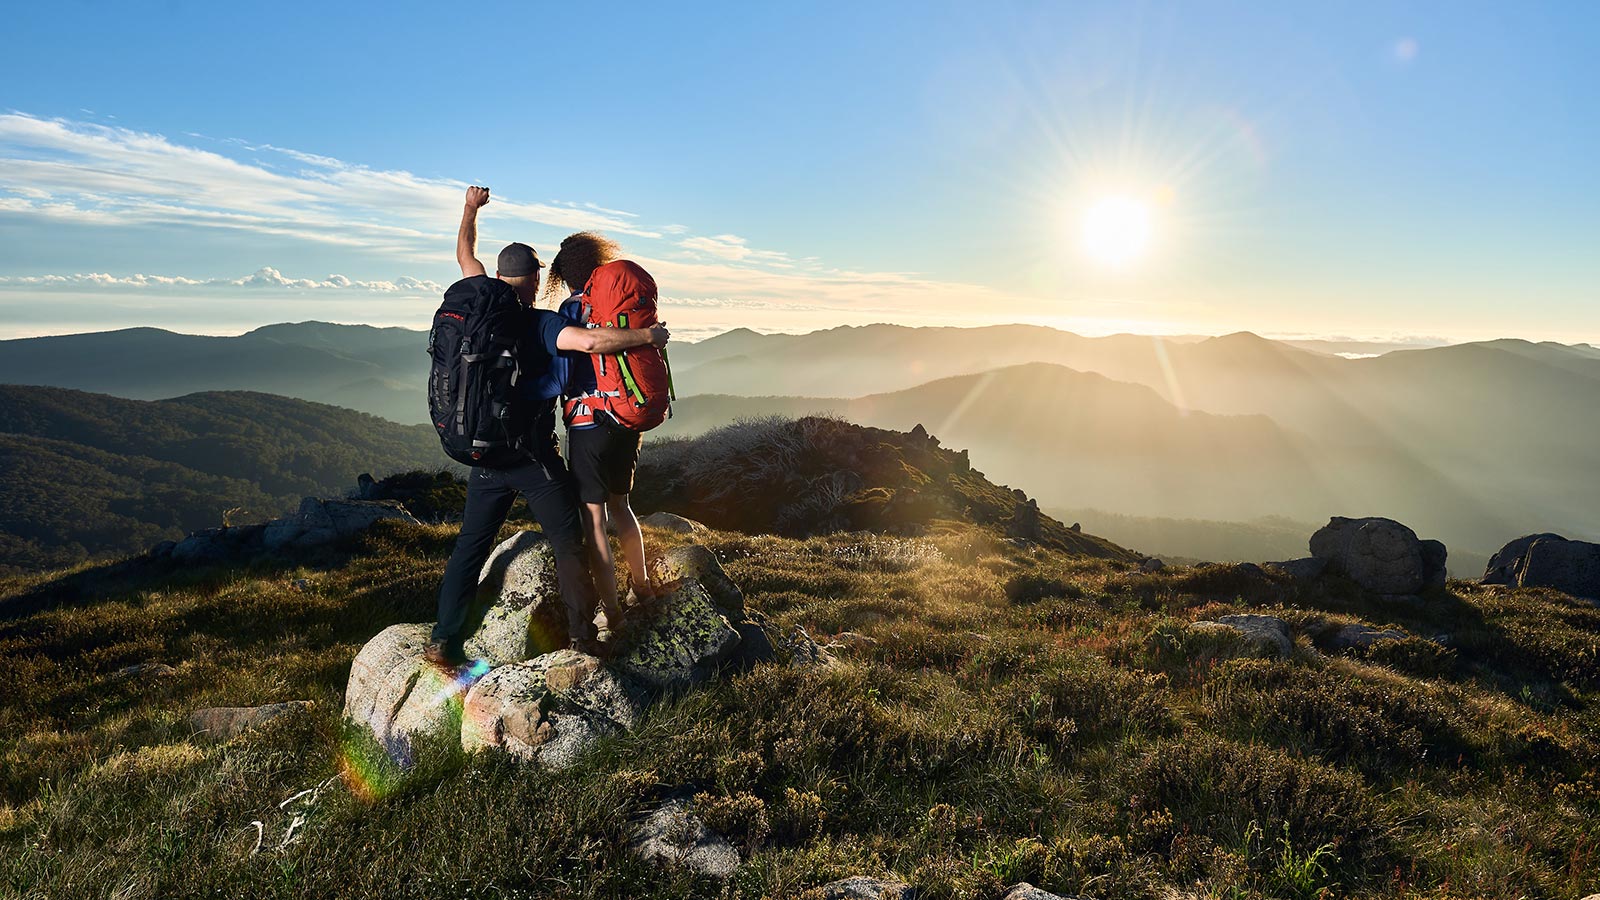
[[5, 320, 1596, 572]]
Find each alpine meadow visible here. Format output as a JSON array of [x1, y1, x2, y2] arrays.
[[1, 4, 1597, 900]]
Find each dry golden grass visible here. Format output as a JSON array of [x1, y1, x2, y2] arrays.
[[0, 519, 1596, 899]]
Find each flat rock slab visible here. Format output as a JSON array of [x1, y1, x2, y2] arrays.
[[116, 662, 177, 680], [462, 649, 645, 770], [1193, 614, 1292, 658], [628, 798, 740, 879], [813, 875, 916, 899], [189, 701, 311, 741], [1003, 884, 1082, 900], [1330, 623, 1408, 651]]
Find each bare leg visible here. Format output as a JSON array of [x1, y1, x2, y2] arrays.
[[581, 502, 622, 627], [608, 493, 652, 598]]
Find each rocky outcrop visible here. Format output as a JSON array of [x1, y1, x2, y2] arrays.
[[158, 498, 420, 564], [189, 701, 312, 741], [1309, 517, 1447, 594], [1482, 533, 1566, 585], [812, 875, 916, 899], [461, 650, 645, 769], [345, 536, 774, 765], [640, 512, 709, 534], [627, 798, 740, 879], [1482, 534, 1600, 601]]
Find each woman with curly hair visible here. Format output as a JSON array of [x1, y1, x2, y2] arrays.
[[545, 231, 658, 640]]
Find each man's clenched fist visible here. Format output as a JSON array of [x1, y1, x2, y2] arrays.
[[465, 185, 490, 208]]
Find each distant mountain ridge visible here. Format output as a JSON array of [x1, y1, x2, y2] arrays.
[[0, 386, 446, 573], [5, 321, 1599, 571], [0, 322, 429, 424]]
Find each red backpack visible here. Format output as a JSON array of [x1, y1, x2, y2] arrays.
[[562, 260, 675, 431]]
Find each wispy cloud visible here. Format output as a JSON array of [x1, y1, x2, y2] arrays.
[[0, 267, 444, 293], [0, 113, 660, 260], [0, 111, 1121, 339], [677, 233, 793, 266]]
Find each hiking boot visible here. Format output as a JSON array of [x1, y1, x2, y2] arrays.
[[423, 640, 468, 669], [598, 602, 626, 636], [625, 587, 665, 611]]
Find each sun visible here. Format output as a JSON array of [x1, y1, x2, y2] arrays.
[[1080, 194, 1153, 267]]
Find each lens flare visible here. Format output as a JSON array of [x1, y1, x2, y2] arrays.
[[338, 659, 491, 801], [1080, 195, 1153, 267]]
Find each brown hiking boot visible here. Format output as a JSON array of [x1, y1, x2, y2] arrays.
[[423, 640, 468, 670]]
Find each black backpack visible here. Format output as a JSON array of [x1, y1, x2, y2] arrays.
[[426, 275, 541, 467]]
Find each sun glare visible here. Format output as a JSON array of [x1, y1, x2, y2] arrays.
[[1080, 195, 1154, 268]]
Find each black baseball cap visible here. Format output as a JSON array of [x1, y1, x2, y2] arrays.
[[497, 242, 542, 277]]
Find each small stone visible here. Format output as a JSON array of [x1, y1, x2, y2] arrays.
[[1329, 623, 1408, 651], [639, 511, 709, 534], [778, 625, 835, 669], [1140, 557, 1166, 573], [1002, 884, 1081, 900], [189, 701, 312, 741], [813, 875, 916, 900], [1266, 557, 1328, 580], [628, 798, 740, 879], [115, 662, 176, 680]]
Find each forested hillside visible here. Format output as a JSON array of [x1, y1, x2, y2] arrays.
[[0, 387, 446, 572]]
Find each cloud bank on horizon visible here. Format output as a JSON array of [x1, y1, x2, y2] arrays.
[[0, 111, 1128, 341]]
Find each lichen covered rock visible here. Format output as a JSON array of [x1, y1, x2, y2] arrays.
[[615, 580, 743, 689], [461, 649, 645, 769], [465, 530, 571, 663]]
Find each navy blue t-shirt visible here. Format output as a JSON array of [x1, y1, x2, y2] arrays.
[[516, 307, 569, 452]]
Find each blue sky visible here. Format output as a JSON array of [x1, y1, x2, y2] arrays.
[[1, 1, 1595, 342]]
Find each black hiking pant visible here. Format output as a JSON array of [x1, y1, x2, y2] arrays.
[[432, 454, 597, 650]]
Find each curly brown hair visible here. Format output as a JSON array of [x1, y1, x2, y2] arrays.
[[545, 231, 620, 300]]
